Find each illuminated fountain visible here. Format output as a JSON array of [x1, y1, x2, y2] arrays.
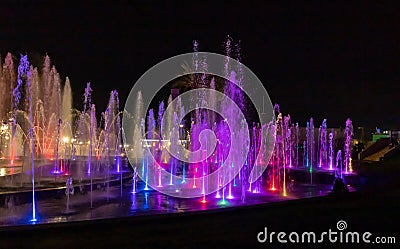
[[130, 37, 275, 200], [306, 118, 315, 169], [318, 119, 327, 168], [0, 54, 129, 202], [344, 118, 353, 173], [328, 131, 334, 170], [15, 55, 37, 221], [293, 122, 299, 167], [336, 150, 343, 178], [0, 38, 358, 227]]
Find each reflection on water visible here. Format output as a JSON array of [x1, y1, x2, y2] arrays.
[[0, 178, 350, 227]]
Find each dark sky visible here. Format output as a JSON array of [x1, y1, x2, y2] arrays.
[[1, 1, 399, 133]]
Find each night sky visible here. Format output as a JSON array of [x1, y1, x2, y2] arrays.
[[1, 1, 399, 133]]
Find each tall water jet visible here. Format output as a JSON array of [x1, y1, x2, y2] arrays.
[[27, 64, 37, 221], [163, 95, 173, 137], [283, 115, 291, 168], [145, 109, 156, 190], [163, 95, 173, 168], [282, 115, 291, 196], [109, 90, 122, 173], [1, 53, 16, 120], [209, 78, 217, 126], [224, 36, 232, 79], [46, 67, 62, 158], [83, 83, 92, 114], [328, 131, 334, 170], [306, 118, 315, 171], [101, 90, 120, 167], [234, 39, 245, 108], [10, 53, 21, 166], [117, 114, 123, 198], [15, 55, 37, 221], [0, 53, 22, 166], [305, 122, 309, 167], [49, 69, 61, 122], [189, 39, 210, 190], [27, 67, 40, 119], [344, 118, 353, 173], [103, 107, 111, 201], [53, 118, 62, 174], [130, 91, 143, 167], [318, 119, 327, 168], [168, 112, 179, 186], [42, 55, 52, 118], [220, 36, 248, 198], [89, 104, 96, 208], [77, 82, 93, 175], [157, 101, 165, 187], [131, 167, 138, 194], [189, 115, 200, 189], [305, 118, 315, 184], [336, 150, 343, 178], [274, 113, 284, 192], [61, 77, 73, 136]]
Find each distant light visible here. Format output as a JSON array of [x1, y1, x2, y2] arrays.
[[0, 168, 5, 176], [217, 199, 228, 206], [200, 196, 207, 204]]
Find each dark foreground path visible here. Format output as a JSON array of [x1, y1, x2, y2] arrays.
[[1, 159, 399, 249]]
